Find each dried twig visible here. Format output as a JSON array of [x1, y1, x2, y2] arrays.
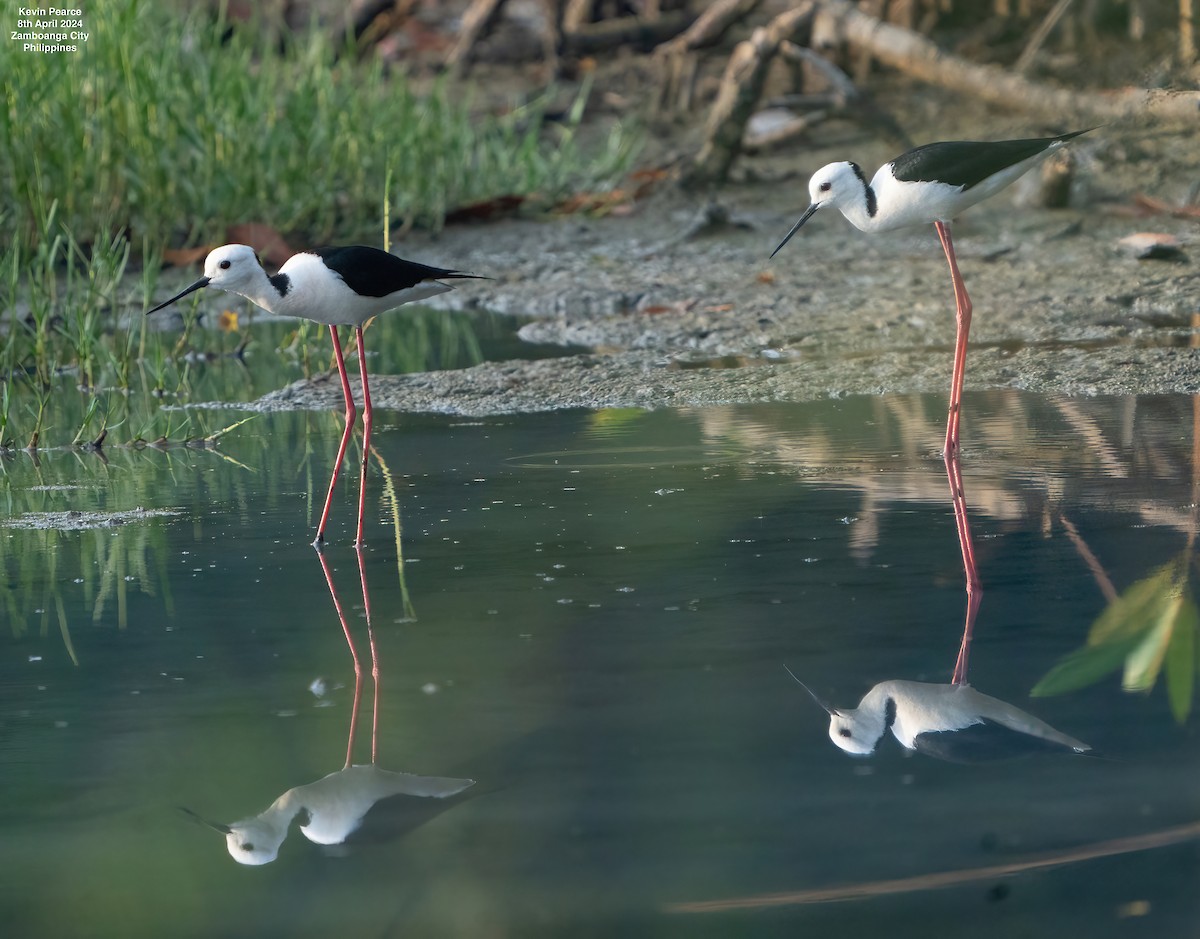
[[654, 0, 763, 114], [816, 0, 1200, 121], [1013, 0, 1075, 73], [681, 3, 817, 188], [562, 10, 693, 56], [445, 0, 508, 76]]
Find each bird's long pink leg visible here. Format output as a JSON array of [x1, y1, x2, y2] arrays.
[[314, 325, 357, 548], [316, 546, 364, 768], [934, 221, 973, 458], [355, 544, 380, 764], [354, 326, 373, 548], [945, 445, 982, 684], [934, 221, 981, 685]]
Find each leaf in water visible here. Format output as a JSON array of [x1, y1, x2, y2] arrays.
[[1164, 594, 1197, 722], [1121, 594, 1181, 692], [1034, 555, 1199, 720], [1089, 560, 1183, 646], [1030, 632, 1142, 697], [587, 408, 646, 436]]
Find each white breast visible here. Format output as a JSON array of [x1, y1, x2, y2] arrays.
[[273, 254, 452, 327]]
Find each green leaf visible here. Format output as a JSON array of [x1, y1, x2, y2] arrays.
[[1034, 559, 1184, 697], [1089, 560, 1184, 646], [588, 409, 648, 435], [1164, 594, 1198, 723], [1031, 631, 1142, 697], [1121, 593, 1181, 691]]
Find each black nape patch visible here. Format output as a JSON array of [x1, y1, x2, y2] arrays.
[[269, 273, 291, 297], [847, 162, 877, 217], [884, 696, 897, 730]]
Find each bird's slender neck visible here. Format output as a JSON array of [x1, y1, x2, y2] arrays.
[[857, 684, 898, 728], [230, 267, 289, 314], [258, 787, 304, 827], [837, 164, 880, 232]]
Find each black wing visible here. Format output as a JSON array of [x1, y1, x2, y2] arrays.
[[912, 719, 1080, 763], [889, 130, 1091, 191], [313, 245, 483, 298]]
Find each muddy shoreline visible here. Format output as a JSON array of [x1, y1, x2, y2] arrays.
[[223, 105, 1199, 416]]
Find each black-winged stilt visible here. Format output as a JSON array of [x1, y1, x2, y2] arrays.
[[770, 128, 1091, 458], [148, 244, 485, 547], [771, 130, 1091, 681], [783, 667, 1090, 763]]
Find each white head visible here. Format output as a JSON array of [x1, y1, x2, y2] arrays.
[[770, 162, 869, 258], [201, 244, 263, 291], [147, 243, 265, 314], [783, 665, 886, 756], [807, 161, 868, 210], [220, 818, 286, 866], [826, 705, 886, 756], [179, 806, 288, 866]]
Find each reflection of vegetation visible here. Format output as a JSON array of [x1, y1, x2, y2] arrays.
[[1034, 394, 1200, 722], [1033, 554, 1198, 722], [374, 446, 417, 623], [1, 277, 490, 450], [0, 508, 175, 661], [0, 415, 295, 659], [0, 399, 431, 659]]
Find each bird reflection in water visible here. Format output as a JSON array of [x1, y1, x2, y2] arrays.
[[182, 547, 473, 865], [787, 449, 1089, 762], [784, 665, 1090, 763]]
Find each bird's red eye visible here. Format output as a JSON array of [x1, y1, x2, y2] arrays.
[[219, 260, 231, 270], [819, 182, 832, 192]]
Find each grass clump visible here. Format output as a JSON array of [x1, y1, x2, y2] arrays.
[[0, 0, 640, 252]]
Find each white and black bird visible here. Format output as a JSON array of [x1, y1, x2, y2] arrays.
[[784, 666, 1091, 763], [770, 129, 1092, 458], [148, 244, 485, 547], [181, 764, 475, 866]]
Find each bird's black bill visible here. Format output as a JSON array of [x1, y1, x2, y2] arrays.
[[782, 664, 837, 715], [178, 805, 232, 834], [769, 203, 820, 259], [146, 276, 210, 315]]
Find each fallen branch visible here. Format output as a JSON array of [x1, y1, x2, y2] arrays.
[[445, 0, 507, 77], [652, 0, 762, 112], [817, 0, 1200, 121], [562, 10, 694, 55], [655, 0, 763, 57], [337, 0, 419, 55], [1013, 0, 1075, 73], [777, 40, 910, 148], [680, 3, 817, 189]]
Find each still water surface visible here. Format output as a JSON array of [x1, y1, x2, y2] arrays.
[[2, 392, 1198, 936]]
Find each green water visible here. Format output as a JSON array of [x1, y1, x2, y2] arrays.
[[1, 392, 1197, 937]]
